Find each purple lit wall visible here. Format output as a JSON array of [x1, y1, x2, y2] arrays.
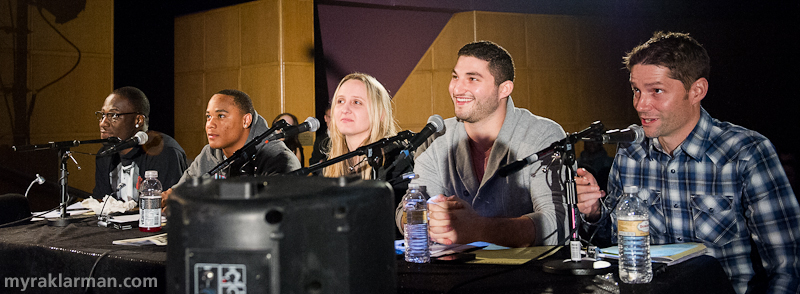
[[316, 4, 451, 103]]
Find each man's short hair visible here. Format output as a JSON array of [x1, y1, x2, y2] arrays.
[[112, 86, 150, 126], [623, 31, 711, 91], [457, 41, 515, 86], [217, 89, 255, 118]]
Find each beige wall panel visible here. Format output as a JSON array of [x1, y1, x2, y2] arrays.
[[526, 15, 577, 70], [432, 12, 474, 71], [204, 7, 241, 70], [415, 47, 434, 72], [176, 130, 209, 160], [432, 69, 456, 119], [475, 12, 528, 70], [30, 0, 114, 54], [241, 65, 281, 119], [175, 15, 205, 73], [11, 0, 114, 194], [240, 1, 280, 66], [282, 0, 314, 63], [394, 71, 433, 131], [29, 54, 112, 136], [174, 72, 206, 133], [512, 68, 531, 111], [283, 63, 315, 118], [204, 69, 240, 101], [393, 46, 432, 129], [0, 49, 13, 144], [530, 69, 578, 127], [174, 0, 314, 158]]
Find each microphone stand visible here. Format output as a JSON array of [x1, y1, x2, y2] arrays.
[[289, 130, 414, 176], [14, 138, 117, 227], [206, 120, 289, 177], [539, 122, 612, 275]]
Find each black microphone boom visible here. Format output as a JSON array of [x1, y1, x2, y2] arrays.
[[98, 131, 148, 156], [13, 137, 121, 152], [265, 117, 320, 142], [407, 114, 444, 152], [497, 121, 604, 177], [289, 130, 414, 176], [497, 141, 560, 177]]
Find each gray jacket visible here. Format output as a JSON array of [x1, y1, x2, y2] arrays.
[[174, 110, 301, 187], [402, 97, 568, 245]]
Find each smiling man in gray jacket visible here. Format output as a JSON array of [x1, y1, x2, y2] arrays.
[[404, 41, 567, 248]]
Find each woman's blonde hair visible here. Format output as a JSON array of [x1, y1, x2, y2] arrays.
[[323, 73, 399, 179]]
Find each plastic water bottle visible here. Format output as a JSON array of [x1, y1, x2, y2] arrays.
[[139, 170, 162, 232], [403, 184, 430, 263], [616, 185, 652, 283]]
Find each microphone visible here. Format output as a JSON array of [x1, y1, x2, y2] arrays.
[[498, 121, 604, 177], [265, 117, 320, 142], [99, 131, 148, 156], [407, 114, 445, 151], [497, 141, 559, 177], [597, 124, 644, 144]]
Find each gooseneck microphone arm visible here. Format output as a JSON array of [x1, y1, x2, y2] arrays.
[[289, 130, 414, 176], [206, 120, 289, 177]]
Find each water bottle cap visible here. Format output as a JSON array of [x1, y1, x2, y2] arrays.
[[145, 170, 158, 178], [623, 185, 638, 193], [407, 183, 419, 190]]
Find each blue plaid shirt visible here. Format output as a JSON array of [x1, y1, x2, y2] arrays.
[[590, 108, 800, 294]]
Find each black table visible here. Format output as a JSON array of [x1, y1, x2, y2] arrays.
[[0, 216, 734, 294]]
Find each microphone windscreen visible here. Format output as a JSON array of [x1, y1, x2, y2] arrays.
[[428, 114, 444, 132], [134, 131, 149, 145], [305, 117, 320, 132], [627, 124, 645, 144]]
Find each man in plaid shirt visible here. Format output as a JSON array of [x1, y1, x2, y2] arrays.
[[576, 31, 800, 293]]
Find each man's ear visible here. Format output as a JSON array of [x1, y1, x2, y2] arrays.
[[243, 113, 253, 128], [689, 78, 708, 106], [498, 80, 514, 100], [135, 115, 144, 128]]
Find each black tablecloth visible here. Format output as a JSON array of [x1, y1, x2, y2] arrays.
[[0, 216, 735, 294]]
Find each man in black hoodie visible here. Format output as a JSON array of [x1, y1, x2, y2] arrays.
[[161, 89, 301, 202]]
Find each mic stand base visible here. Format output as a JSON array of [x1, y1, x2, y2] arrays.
[[542, 259, 612, 276], [46, 216, 80, 227]]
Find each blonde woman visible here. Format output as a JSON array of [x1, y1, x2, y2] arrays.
[[323, 73, 411, 190]]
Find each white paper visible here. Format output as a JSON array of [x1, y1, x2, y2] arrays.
[[32, 202, 91, 220]]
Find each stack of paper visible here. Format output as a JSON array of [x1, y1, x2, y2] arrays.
[[599, 242, 707, 265]]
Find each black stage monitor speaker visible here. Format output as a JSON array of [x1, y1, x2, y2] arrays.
[[0, 193, 31, 226], [166, 175, 397, 294]]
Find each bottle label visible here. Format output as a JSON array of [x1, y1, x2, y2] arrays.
[[139, 196, 161, 228], [405, 210, 428, 225], [618, 219, 649, 236]]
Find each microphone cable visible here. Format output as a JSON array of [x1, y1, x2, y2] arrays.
[[0, 195, 76, 228]]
